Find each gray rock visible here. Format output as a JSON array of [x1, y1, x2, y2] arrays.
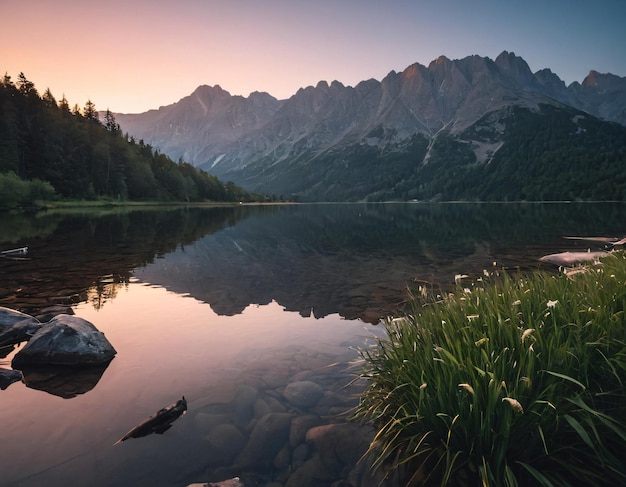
[[231, 384, 258, 428], [12, 314, 116, 366], [272, 443, 292, 470], [0, 307, 39, 327], [292, 443, 309, 467], [193, 412, 231, 434], [0, 368, 22, 390], [0, 307, 41, 347], [283, 381, 324, 409], [285, 454, 335, 487], [235, 412, 292, 468], [252, 397, 272, 419], [289, 414, 323, 447], [306, 423, 374, 472], [204, 423, 247, 465], [34, 305, 74, 323]]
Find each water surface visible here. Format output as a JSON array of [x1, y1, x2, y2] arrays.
[[0, 202, 623, 486]]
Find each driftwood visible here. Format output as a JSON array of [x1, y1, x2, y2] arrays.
[[115, 396, 187, 445], [564, 236, 626, 246], [539, 251, 608, 267]]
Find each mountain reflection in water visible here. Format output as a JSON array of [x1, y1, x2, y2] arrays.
[[1, 202, 624, 323], [0, 202, 624, 487]]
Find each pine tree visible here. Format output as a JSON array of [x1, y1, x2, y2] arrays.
[[83, 99, 99, 122]]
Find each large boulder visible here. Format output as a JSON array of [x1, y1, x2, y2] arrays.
[[12, 314, 116, 366]]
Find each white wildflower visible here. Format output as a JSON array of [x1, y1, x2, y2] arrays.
[[521, 328, 535, 344], [547, 300, 558, 308], [455, 274, 469, 283], [502, 397, 524, 415]]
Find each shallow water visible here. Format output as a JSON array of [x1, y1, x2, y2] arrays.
[[0, 202, 623, 486]]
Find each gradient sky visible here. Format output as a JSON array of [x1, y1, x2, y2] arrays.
[[1, 0, 625, 114]]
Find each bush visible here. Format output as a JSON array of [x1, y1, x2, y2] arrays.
[[0, 171, 56, 208], [353, 252, 626, 486]]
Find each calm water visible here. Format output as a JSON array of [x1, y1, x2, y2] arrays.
[[0, 202, 624, 486]]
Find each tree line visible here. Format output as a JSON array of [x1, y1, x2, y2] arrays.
[[0, 72, 255, 208]]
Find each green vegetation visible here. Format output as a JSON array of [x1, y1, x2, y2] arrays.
[[353, 252, 626, 486], [0, 72, 254, 209], [252, 133, 430, 202], [247, 103, 626, 202]]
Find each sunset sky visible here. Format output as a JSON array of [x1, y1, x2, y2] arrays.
[[1, 0, 625, 114]]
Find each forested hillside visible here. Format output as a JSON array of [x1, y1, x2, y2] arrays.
[[0, 73, 252, 208]]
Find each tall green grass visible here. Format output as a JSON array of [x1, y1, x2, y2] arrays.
[[353, 252, 626, 486]]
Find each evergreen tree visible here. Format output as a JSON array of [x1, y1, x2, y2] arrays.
[[83, 99, 99, 122]]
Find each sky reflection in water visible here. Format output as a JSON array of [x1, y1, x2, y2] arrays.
[[1, 202, 625, 485], [1, 280, 377, 486]]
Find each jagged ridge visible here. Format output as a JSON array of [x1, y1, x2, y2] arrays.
[[114, 51, 626, 201]]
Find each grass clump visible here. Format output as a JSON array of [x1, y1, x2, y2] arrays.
[[353, 252, 626, 486]]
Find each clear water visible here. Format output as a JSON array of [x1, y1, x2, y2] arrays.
[[0, 202, 623, 486]]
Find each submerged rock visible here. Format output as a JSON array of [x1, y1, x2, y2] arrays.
[[282, 380, 324, 409], [235, 412, 293, 468], [12, 314, 116, 366]]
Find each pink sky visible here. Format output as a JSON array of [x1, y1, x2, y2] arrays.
[[1, 0, 625, 113]]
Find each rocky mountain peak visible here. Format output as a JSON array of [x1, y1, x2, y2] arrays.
[[114, 52, 626, 195], [494, 51, 535, 86]]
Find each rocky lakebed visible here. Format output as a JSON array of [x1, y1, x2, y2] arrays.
[[0, 305, 398, 487]]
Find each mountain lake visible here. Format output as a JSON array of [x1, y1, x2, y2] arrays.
[[1, 202, 624, 487]]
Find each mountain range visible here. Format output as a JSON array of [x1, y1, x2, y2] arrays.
[[114, 51, 626, 201]]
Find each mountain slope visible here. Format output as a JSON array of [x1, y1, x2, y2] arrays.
[[114, 52, 626, 201]]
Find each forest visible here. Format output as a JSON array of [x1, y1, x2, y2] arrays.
[[248, 104, 626, 202], [0, 73, 254, 208]]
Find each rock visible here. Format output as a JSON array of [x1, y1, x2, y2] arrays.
[[0, 307, 39, 327], [235, 412, 293, 468], [273, 443, 292, 470], [193, 412, 231, 434], [292, 443, 309, 467], [231, 384, 258, 428], [204, 423, 247, 465], [306, 423, 374, 472], [12, 314, 116, 366], [253, 397, 272, 419], [0, 307, 41, 347], [0, 368, 22, 390], [285, 454, 335, 487], [283, 381, 324, 409], [289, 414, 323, 447], [34, 305, 74, 323]]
